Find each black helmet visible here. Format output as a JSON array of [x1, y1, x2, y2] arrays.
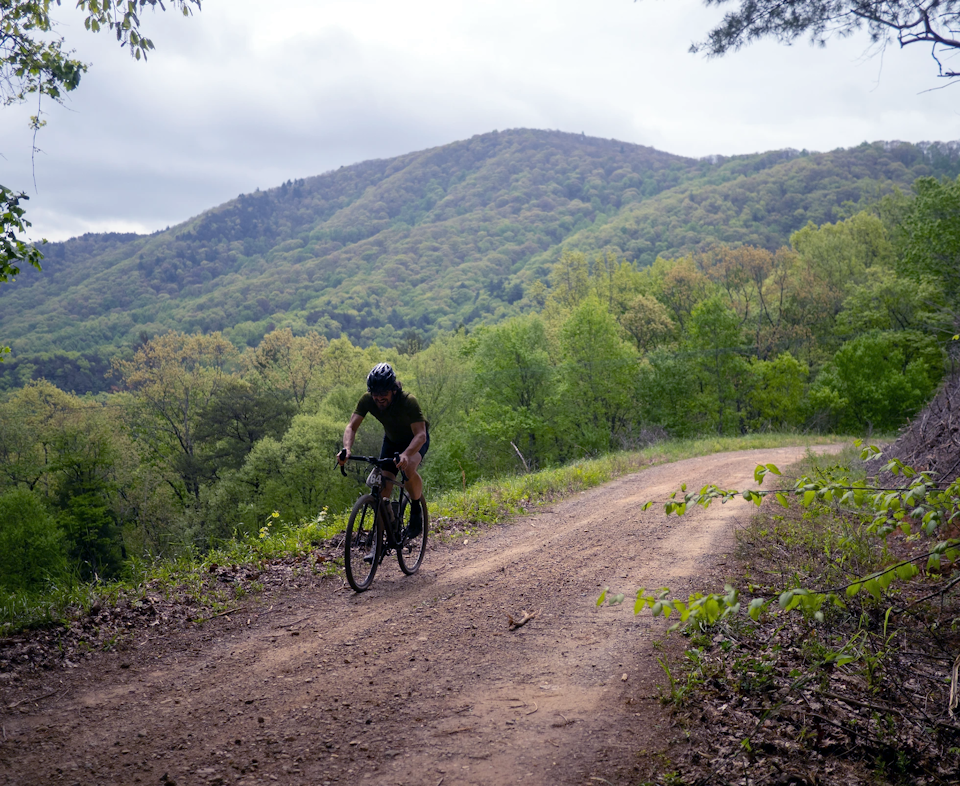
[[366, 362, 397, 393]]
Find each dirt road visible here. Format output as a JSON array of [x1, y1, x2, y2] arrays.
[[0, 446, 840, 786]]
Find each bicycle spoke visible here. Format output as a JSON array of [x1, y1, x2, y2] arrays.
[[397, 495, 428, 575], [344, 496, 380, 591]]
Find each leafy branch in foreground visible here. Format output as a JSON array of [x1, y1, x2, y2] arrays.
[[603, 445, 960, 782], [2, 0, 202, 108], [1, 186, 45, 361], [691, 0, 960, 80], [602, 442, 960, 632]]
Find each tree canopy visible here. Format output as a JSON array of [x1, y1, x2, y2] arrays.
[[1, 0, 202, 109], [1, 0, 201, 358], [693, 0, 960, 79]]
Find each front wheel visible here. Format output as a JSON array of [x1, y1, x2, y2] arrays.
[[344, 494, 381, 592], [397, 495, 428, 575]]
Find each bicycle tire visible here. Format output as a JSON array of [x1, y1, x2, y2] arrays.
[[344, 494, 381, 592], [397, 495, 428, 575]]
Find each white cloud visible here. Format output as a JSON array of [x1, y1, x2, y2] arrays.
[[2, 0, 957, 241]]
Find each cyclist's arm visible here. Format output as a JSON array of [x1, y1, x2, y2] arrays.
[[341, 413, 364, 463], [397, 421, 427, 473]]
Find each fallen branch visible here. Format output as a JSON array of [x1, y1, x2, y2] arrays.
[[510, 441, 530, 473], [7, 689, 57, 709], [192, 606, 245, 623], [506, 609, 541, 630], [278, 615, 313, 629], [950, 654, 960, 718]]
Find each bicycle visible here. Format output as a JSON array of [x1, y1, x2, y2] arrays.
[[337, 452, 429, 592]]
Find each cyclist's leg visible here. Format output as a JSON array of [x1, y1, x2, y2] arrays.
[[378, 436, 400, 498], [404, 432, 429, 535]]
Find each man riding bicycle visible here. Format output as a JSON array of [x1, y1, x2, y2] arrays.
[[338, 363, 429, 540]]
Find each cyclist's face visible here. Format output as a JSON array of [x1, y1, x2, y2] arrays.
[[371, 390, 393, 408]]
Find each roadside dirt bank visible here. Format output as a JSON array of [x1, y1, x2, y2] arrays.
[[0, 446, 842, 786]]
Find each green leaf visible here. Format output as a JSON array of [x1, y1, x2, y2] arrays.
[[596, 588, 607, 607], [895, 563, 919, 581], [748, 597, 766, 621], [775, 492, 788, 508], [634, 591, 649, 615]]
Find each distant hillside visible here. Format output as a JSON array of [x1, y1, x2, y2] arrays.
[[2, 130, 958, 393]]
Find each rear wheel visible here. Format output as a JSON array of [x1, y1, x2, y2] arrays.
[[344, 494, 381, 592], [397, 495, 428, 575]]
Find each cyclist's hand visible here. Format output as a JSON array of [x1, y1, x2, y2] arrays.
[[396, 452, 411, 474], [337, 448, 350, 465]]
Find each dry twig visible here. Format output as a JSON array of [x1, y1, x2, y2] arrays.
[[506, 609, 541, 630], [7, 689, 57, 709]]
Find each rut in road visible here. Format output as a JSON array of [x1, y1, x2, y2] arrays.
[[0, 446, 840, 786]]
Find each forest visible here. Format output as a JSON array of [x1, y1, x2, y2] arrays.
[[1, 162, 959, 600], [1, 130, 959, 398]]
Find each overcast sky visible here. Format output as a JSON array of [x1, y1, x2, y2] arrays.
[[3, 0, 958, 242]]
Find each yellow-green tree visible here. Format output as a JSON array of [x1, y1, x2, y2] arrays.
[[114, 331, 237, 504]]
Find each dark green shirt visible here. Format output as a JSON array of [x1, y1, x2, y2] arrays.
[[354, 391, 428, 445]]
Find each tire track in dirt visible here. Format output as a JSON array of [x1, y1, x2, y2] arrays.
[[0, 446, 841, 786]]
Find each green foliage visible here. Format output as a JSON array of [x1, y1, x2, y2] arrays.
[[747, 352, 808, 430], [220, 411, 355, 535], [1, 0, 200, 108], [1, 187, 45, 361], [558, 296, 639, 454], [0, 187, 44, 285], [835, 267, 948, 338], [899, 175, 960, 307], [614, 443, 960, 640], [687, 295, 749, 434], [0, 488, 66, 592], [636, 349, 701, 438], [3, 136, 958, 370], [809, 330, 943, 432], [468, 314, 556, 470], [1, 2, 86, 107], [691, 0, 960, 81]]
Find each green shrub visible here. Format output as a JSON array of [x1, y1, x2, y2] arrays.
[[0, 488, 68, 592]]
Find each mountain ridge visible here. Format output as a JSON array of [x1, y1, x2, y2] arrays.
[[2, 128, 959, 393]]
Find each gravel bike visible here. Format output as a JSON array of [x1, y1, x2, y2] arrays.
[[337, 453, 428, 592]]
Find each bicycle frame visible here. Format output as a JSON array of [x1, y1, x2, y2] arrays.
[[338, 452, 428, 591], [340, 454, 409, 547]]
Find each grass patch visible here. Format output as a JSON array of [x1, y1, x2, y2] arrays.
[[429, 432, 843, 531]]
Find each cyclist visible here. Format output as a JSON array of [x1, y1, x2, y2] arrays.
[[338, 363, 429, 540]]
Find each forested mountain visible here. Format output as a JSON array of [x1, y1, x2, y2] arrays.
[[2, 129, 958, 393]]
